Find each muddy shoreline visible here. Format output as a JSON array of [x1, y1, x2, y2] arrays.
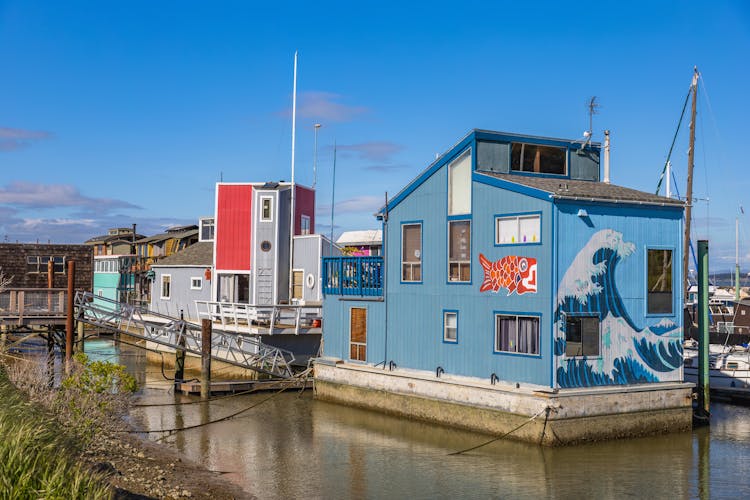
[[82, 424, 253, 499]]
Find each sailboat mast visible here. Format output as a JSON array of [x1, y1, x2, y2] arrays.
[[683, 67, 699, 301], [736, 216, 740, 301]]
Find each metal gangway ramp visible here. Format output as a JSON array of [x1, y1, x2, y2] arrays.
[[74, 291, 295, 378]]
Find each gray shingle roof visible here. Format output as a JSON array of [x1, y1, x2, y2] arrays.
[[478, 172, 684, 206], [151, 241, 213, 267]]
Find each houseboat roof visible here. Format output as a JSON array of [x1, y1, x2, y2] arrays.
[[150, 241, 213, 267], [336, 230, 382, 247], [478, 172, 685, 207], [136, 227, 198, 244]]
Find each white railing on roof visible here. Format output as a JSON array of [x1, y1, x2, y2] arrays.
[[194, 301, 321, 335]]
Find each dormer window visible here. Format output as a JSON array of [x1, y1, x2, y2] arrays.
[[448, 149, 471, 215], [510, 143, 566, 175]]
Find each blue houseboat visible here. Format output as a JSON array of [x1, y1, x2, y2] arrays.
[[317, 129, 693, 445]]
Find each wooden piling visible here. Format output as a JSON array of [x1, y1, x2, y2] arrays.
[[200, 318, 212, 400], [46, 334, 54, 388], [696, 240, 710, 420], [77, 320, 85, 353], [174, 311, 186, 384], [65, 260, 75, 373]]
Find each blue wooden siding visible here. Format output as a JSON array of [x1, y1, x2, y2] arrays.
[[553, 201, 684, 387], [333, 151, 555, 385], [322, 299, 385, 363], [321, 130, 680, 390]]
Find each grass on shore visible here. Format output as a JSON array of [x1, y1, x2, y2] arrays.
[[0, 365, 112, 499]]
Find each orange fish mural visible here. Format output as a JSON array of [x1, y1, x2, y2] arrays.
[[479, 253, 537, 295]]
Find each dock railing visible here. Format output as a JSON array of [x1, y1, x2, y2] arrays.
[[194, 301, 322, 334], [0, 288, 68, 323], [322, 256, 383, 297]]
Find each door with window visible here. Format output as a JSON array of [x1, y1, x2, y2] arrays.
[[350, 307, 367, 361]]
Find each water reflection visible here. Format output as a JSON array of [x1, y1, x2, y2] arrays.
[[87, 340, 750, 499]]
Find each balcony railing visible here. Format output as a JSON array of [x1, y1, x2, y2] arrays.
[[323, 256, 383, 297]]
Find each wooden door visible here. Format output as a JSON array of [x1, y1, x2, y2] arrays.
[[349, 307, 367, 361]]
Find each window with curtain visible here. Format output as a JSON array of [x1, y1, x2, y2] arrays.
[[448, 220, 471, 282], [495, 314, 539, 355], [402, 223, 422, 282], [496, 214, 541, 245], [443, 311, 458, 342], [448, 149, 471, 215]]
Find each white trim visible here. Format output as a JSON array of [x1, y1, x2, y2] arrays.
[[190, 277, 203, 290], [260, 196, 274, 222], [160, 274, 172, 300]]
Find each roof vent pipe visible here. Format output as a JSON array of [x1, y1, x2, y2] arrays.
[[603, 130, 611, 184]]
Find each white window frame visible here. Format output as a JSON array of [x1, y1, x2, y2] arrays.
[[199, 217, 215, 242], [448, 220, 471, 283], [260, 196, 273, 222], [401, 222, 422, 283], [494, 313, 540, 355], [448, 149, 472, 216], [495, 214, 541, 245], [161, 274, 172, 300], [300, 214, 311, 235], [443, 311, 458, 343], [191, 277, 203, 290]]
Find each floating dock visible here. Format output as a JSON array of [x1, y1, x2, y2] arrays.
[[175, 377, 312, 395]]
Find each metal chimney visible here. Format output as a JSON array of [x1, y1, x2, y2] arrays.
[[603, 130, 611, 184]]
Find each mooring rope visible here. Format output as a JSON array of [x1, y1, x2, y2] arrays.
[[128, 367, 313, 438], [448, 405, 554, 456]]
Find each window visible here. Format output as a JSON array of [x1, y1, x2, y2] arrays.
[[647, 249, 673, 314], [401, 223, 422, 282], [565, 315, 600, 357], [443, 311, 458, 343], [260, 196, 273, 222], [161, 275, 171, 299], [495, 314, 539, 355], [496, 214, 540, 245], [300, 215, 311, 235], [448, 220, 471, 282], [191, 277, 202, 290], [448, 149, 471, 215], [200, 217, 215, 242], [26, 256, 66, 274], [292, 270, 303, 300], [510, 142, 566, 175]]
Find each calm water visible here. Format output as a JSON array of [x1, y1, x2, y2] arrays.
[[86, 339, 750, 499]]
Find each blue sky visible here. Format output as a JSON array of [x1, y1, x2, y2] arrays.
[[1, 1, 749, 271]]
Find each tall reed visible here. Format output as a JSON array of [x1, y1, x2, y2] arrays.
[[0, 365, 112, 498]]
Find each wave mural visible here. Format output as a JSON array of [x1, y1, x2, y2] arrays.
[[555, 229, 682, 388]]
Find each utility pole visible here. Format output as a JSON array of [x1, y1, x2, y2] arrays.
[[683, 67, 699, 301]]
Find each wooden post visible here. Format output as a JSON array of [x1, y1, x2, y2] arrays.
[[696, 240, 710, 421], [77, 320, 85, 353], [47, 258, 54, 313], [65, 260, 75, 372], [174, 310, 186, 385], [47, 334, 55, 388], [200, 318, 212, 400]]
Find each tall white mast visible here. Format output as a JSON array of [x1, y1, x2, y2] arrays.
[[288, 51, 298, 303]]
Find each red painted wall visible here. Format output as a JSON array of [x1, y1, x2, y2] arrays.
[[215, 184, 252, 271], [295, 185, 315, 234]]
